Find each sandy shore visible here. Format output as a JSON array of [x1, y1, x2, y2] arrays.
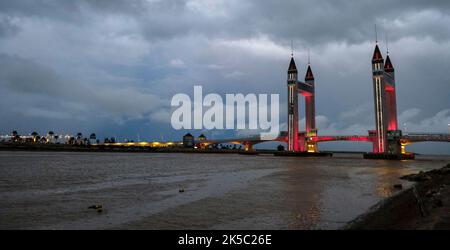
[[345, 163, 450, 230]]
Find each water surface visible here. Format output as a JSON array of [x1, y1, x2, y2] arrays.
[[0, 151, 448, 229]]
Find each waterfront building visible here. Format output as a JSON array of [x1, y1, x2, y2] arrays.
[[183, 133, 194, 148]]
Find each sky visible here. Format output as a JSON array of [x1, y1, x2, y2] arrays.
[[0, 0, 449, 154]]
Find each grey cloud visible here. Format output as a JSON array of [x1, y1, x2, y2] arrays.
[[2, 0, 450, 49], [137, 0, 450, 45], [0, 54, 66, 96], [0, 15, 20, 38], [399, 109, 450, 133], [0, 54, 166, 124]]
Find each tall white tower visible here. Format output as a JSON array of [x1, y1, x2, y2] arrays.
[[287, 57, 299, 151], [372, 43, 388, 153]]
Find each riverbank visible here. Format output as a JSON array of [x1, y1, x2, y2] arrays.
[[0, 142, 364, 155], [0, 142, 248, 154], [345, 163, 450, 230]]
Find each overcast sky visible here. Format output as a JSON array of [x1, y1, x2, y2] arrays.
[[0, 0, 449, 153]]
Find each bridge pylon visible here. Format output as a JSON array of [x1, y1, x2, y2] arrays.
[[370, 41, 400, 154], [287, 57, 299, 151], [286, 55, 318, 152]]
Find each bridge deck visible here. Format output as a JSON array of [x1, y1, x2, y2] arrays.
[[98, 133, 450, 148]]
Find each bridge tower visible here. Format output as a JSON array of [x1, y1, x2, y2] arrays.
[[305, 63, 316, 132], [371, 43, 388, 153], [384, 53, 398, 131], [287, 56, 299, 151], [304, 62, 318, 152], [384, 50, 402, 154]]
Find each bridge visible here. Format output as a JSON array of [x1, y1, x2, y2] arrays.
[[193, 132, 450, 154], [192, 41, 450, 157], [99, 132, 450, 156]]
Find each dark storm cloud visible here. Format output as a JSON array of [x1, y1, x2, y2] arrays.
[[0, 54, 66, 95], [239, 0, 450, 43], [0, 0, 147, 21], [0, 54, 165, 124], [0, 0, 449, 153], [0, 16, 20, 38], [1, 0, 449, 43]]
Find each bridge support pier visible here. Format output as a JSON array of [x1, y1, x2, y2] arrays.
[[386, 130, 402, 155], [364, 130, 415, 160], [387, 139, 401, 155], [305, 130, 318, 153], [400, 143, 406, 154], [306, 140, 318, 153]]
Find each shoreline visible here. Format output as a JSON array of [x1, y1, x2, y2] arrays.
[[0, 143, 254, 154], [344, 163, 450, 230], [0, 143, 365, 155], [2, 144, 449, 158]]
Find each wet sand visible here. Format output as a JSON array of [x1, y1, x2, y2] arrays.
[[345, 164, 450, 230]]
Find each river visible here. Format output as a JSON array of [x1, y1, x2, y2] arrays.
[[0, 151, 448, 229]]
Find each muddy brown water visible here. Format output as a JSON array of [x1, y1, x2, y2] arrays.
[[0, 151, 448, 229]]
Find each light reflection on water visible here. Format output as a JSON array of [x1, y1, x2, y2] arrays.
[[0, 151, 448, 229]]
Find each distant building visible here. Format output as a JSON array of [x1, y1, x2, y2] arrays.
[[89, 133, 97, 145], [197, 134, 207, 149], [183, 133, 194, 148]]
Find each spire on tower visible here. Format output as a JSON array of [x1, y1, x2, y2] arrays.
[[288, 57, 297, 72], [386, 34, 389, 55], [372, 44, 383, 63], [291, 40, 294, 57], [375, 24, 378, 44], [308, 48, 311, 65], [305, 64, 314, 81], [372, 24, 383, 63], [384, 34, 394, 72], [305, 49, 314, 80], [384, 55, 394, 72]]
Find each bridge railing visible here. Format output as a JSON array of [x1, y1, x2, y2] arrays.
[[401, 134, 450, 142], [404, 132, 450, 136], [312, 135, 373, 142]]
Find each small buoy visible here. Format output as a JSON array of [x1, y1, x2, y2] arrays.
[[179, 188, 185, 193], [88, 204, 103, 209]]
